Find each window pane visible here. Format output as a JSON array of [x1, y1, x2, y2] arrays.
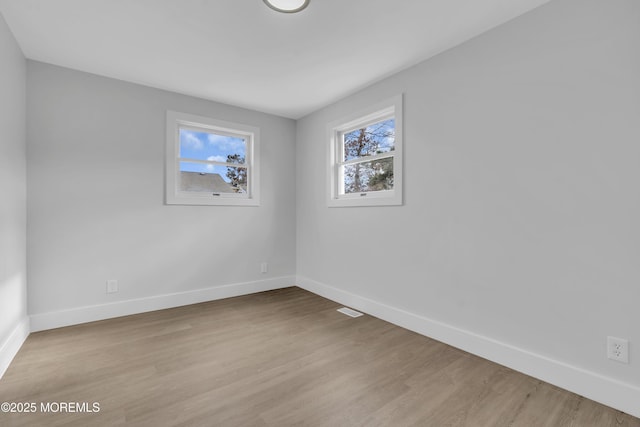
[[341, 157, 393, 194], [179, 128, 246, 164], [343, 118, 395, 161], [179, 161, 247, 194]]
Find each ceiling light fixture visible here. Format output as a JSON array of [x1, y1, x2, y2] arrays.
[[263, 0, 309, 13]]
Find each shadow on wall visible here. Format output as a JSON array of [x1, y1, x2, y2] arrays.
[[0, 272, 26, 341]]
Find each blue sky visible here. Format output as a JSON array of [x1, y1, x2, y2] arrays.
[[179, 128, 246, 180]]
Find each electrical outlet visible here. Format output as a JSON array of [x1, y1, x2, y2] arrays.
[[260, 262, 268, 274], [106, 279, 119, 294], [607, 336, 629, 363]]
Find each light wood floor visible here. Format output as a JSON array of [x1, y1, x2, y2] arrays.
[[1, 287, 638, 427]]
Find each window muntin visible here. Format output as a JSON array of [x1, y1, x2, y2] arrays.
[[328, 95, 403, 207], [166, 111, 260, 206]]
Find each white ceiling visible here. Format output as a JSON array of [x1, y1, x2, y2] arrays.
[[0, 0, 550, 119]]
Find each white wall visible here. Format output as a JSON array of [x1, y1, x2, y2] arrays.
[[0, 13, 29, 377], [27, 62, 297, 330], [296, 0, 640, 416]]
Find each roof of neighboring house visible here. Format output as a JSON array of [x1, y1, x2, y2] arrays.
[[179, 172, 234, 193]]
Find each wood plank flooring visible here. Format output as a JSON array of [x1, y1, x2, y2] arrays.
[[0, 287, 638, 426]]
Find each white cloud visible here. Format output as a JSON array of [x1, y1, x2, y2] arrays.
[[181, 131, 204, 150], [206, 155, 226, 172], [207, 133, 245, 153]]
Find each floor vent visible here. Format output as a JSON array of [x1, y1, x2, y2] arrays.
[[337, 307, 363, 318]]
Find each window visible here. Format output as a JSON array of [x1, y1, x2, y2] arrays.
[[328, 94, 403, 207], [166, 111, 260, 206]]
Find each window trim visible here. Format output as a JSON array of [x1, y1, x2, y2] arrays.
[[165, 110, 260, 206], [327, 94, 403, 207]]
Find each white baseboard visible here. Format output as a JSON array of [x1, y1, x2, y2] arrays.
[[0, 316, 30, 379], [30, 276, 295, 332], [296, 276, 640, 419]]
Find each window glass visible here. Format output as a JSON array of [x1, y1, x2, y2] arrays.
[[343, 118, 395, 161], [328, 95, 403, 207], [166, 111, 259, 206]]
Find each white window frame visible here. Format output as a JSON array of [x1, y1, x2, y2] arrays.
[[165, 110, 260, 206], [327, 94, 403, 207]]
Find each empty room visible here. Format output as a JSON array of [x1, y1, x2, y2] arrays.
[[1, 0, 639, 425]]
